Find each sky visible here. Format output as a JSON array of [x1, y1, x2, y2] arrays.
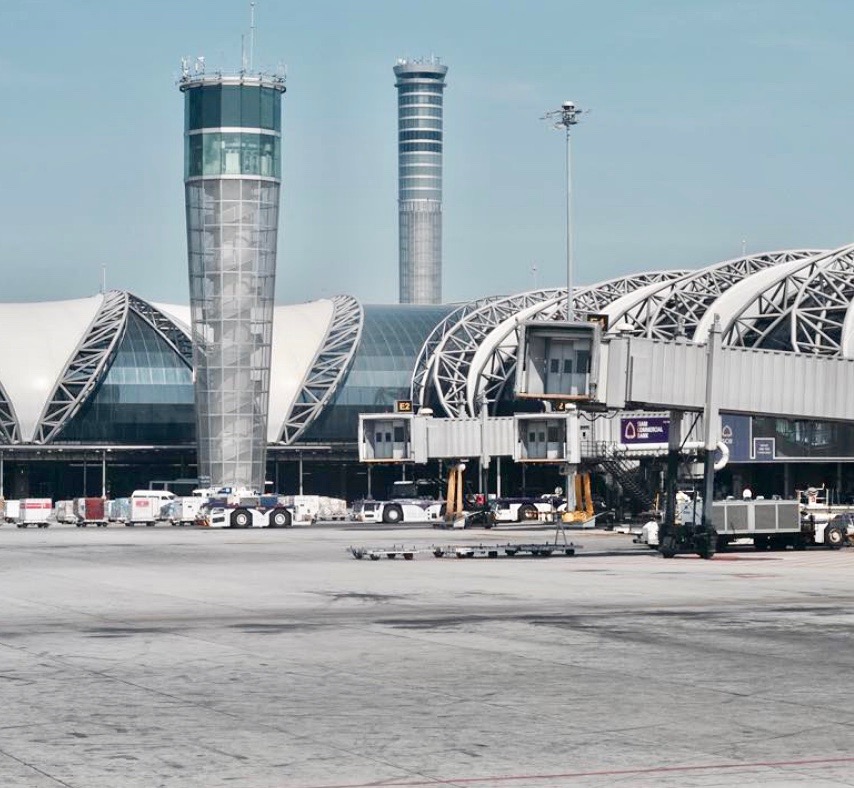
[[2, 0, 854, 305]]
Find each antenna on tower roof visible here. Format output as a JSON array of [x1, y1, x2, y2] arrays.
[[249, 1, 256, 72]]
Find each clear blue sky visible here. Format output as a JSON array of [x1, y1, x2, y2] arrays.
[[2, 0, 853, 305]]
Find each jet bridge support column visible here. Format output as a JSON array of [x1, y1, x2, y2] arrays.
[[660, 411, 683, 554], [697, 317, 723, 559]]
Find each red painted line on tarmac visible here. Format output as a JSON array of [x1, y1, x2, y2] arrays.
[[306, 755, 854, 788]]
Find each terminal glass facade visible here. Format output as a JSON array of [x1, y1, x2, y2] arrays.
[[304, 304, 453, 442], [394, 60, 447, 305], [59, 313, 195, 444], [181, 75, 286, 489]]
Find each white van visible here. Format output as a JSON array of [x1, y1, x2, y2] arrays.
[[129, 490, 176, 526]]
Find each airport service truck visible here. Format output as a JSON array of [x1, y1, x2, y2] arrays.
[[351, 480, 443, 524], [637, 498, 850, 551], [196, 488, 294, 528]]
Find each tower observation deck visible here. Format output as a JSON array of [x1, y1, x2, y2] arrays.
[[179, 71, 286, 489], [394, 58, 448, 305]]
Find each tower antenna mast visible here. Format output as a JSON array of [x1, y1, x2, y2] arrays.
[[249, 1, 256, 71]]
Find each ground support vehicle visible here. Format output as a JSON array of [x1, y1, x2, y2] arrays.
[[128, 490, 176, 526], [798, 486, 854, 527], [197, 490, 294, 528], [73, 497, 108, 527], [13, 499, 53, 528], [167, 496, 206, 527], [650, 498, 851, 553], [352, 498, 443, 524], [351, 479, 444, 525], [490, 495, 563, 524]]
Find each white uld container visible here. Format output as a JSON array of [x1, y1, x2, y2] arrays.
[[4, 500, 20, 523], [19, 498, 53, 527], [170, 496, 205, 526], [129, 491, 175, 525]]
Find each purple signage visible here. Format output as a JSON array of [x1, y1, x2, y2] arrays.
[[620, 417, 669, 445]]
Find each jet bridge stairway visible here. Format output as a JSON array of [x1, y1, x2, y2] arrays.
[[585, 442, 657, 513]]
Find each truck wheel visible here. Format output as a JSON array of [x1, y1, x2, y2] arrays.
[[231, 509, 251, 528], [382, 505, 403, 524], [825, 525, 844, 550], [660, 535, 677, 558], [269, 508, 291, 528], [517, 504, 537, 522]]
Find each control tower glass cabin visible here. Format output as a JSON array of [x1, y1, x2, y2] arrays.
[[180, 74, 286, 490], [394, 59, 448, 305]]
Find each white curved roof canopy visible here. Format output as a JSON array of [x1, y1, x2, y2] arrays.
[[277, 295, 363, 444], [0, 295, 105, 442], [267, 300, 336, 443]]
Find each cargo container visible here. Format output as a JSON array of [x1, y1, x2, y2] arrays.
[[15, 499, 53, 528], [73, 497, 108, 527], [167, 496, 206, 526], [3, 499, 20, 524], [279, 495, 348, 523], [128, 490, 175, 526], [54, 500, 78, 525], [108, 498, 130, 523]]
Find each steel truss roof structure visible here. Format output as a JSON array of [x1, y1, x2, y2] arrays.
[[127, 294, 194, 366], [709, 244, 854, 354], [409, 295, 505, 411], [0, 383, 19, 443], [33, 291, 130, 444], [279, 295, 363, 445], [425, 289, 564, 418], [418, 272, 688, 419], [604, 251, 824, 339]]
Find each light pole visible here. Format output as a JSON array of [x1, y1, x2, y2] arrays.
[[543, 101, 584, 321]]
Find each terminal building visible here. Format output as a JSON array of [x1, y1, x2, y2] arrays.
[[2, 244, 854, 504]]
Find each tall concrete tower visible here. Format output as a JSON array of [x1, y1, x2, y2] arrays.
[[179, 68, 286, 490], [394, 58, 448, 305]]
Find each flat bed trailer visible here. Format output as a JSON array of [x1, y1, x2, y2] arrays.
[[349, 541, 577, 560]]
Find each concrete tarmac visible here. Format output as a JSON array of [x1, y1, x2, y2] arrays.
[[1, 523, 854, 787]]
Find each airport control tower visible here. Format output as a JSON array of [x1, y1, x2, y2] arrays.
[[394, 58, 448, 304], [179, 65, 286, 490]]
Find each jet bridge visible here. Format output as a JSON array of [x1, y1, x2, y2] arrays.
[[515, 318, 854, 557], [602, 334, 854, 422]]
